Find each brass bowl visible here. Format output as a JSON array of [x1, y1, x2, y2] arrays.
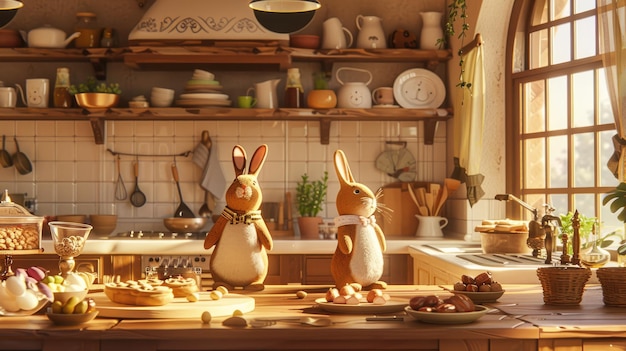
[[75, 93, 119, 108], [163, 217, 209, 232]]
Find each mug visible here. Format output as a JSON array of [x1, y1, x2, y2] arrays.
[[415, 215, 448, 238], [0, 87, 17, 107], [238, 95, 257, 108], [322, 17, 353, 49], [371, 87, 394, 105], [16, 78, 49, 108]]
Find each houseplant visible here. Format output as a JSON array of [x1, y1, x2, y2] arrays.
[[69, 76, 122, 108], [296, 171, 328, 239], [306, 72, 337, 109]]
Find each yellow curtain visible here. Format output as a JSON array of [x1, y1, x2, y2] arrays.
[[598, 0, 626, 180], [452, 34, 485, 206]]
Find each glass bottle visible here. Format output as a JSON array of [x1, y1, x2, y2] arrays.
[[580, 223, 610, 268], [284, 68, 304, 108], [74, 12, 101, 48], [53, 67, 72, 108], [100, 28, 116, 48]]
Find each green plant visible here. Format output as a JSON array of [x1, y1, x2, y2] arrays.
[[603, 182, 626, 221], [437, 0, 471, 89], [559, 211, 619, 254], [312, 72, 331, 90], [68, 76, 122, 95], [296, 171, 328, 217]]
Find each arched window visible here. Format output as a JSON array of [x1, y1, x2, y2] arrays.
[[508, 0, 620, 232]]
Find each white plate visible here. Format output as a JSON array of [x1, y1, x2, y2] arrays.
[[179, 93, 229, 100], [314, 297, 408, 314], [393, 68, 446, 109], [404, 305, 490, 324]]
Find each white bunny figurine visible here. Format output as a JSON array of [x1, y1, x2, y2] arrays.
[[204, 144, 273, 291]]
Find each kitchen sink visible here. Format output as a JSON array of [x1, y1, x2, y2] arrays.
[[456, 253, 553, 267], [423, 243, 484, 254]]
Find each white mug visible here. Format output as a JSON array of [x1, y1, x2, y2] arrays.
[[322, 17, 353, 49], [0, 87, 17, 108], [415, 215, 448, 238], [16, 78, 49, 108], [371, 87, 394, 105]]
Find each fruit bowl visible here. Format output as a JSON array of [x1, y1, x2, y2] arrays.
[[453, 290, 505, 304], [74, 93, 119, 109], [404, 305, 490, 324], [46, 310, 98, 326], [0, 296, 48, 317], [53, 289, 88, 305]]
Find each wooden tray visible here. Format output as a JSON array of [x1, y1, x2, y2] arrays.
[[90, 292, 254, 319]]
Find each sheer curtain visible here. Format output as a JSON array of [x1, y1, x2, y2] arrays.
[[598, 0, 626, 180]]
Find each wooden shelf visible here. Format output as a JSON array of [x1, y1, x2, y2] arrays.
[[0, 107, 451, 145]]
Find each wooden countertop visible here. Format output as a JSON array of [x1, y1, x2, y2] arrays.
[[1, 284, 625, 351]]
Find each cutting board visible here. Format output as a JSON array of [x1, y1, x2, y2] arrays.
[[90, 292, 255, 319]]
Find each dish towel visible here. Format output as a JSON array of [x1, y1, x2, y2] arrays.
[[192, 139, 227, 201]]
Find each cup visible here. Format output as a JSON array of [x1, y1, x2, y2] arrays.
[[322, 17, 353, 49], [371, 87, 394, 105], [238, 95, 257, 108], [415, 215, 448, 238], [15, 78, 49, 108], [0, 87, 16, 107]]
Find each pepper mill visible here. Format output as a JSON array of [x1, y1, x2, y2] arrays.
[[570, 210, 581, 265]]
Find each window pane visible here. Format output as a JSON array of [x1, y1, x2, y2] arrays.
[[551, 0, 571, 20], [532, 0, 549, 25], [549, 135, 568, 188], [572, 193, 595, 218], [572, 70, 595, 127], [525, 138, 546, 189], [598, 68, 614, 125], [600, 130, 617, 187], [574, 0, 594, 14], [524, 80, 546, 133], [574, 17, 596, 59], [551, 23, 571, 64], [550, 194, 568, 215], [547, 76, 568, 130], [530, 29, 549, 69], [572, 132, 595, 187]]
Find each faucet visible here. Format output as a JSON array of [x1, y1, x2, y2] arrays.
[[495, 194, 544, 257], [540, 205, 562, 264]]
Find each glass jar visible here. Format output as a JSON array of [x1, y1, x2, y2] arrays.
[[74, 12, 101, 48], [53, 67, 72, 108], [100, 28, 116, 48], [284, 68, 304, 108]]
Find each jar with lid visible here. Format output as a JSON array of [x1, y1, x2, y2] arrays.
[[53, 67, 72, 108], [284, 68, 304, 108], [74, 12, 101, 48], [100, 28, 117, 48]]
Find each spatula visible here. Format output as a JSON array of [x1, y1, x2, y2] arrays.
[[171, 163, 195, 218]]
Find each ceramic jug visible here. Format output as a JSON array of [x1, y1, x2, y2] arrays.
[[355, 15, 386, 49], [419, 12, 444, 50], [415, 215, 447, 238], [336, 67, 373, 108], [0, 87, 16, 107], [322, 17, 353, 49], [248, 79, 281, 109], [15, 78, 49, 108]]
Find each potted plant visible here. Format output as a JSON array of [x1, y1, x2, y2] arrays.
[[296, 171, 328, 239], [603, 182, 626, 264], [306, 72, 337, 109], [69, 76, 122, 108]]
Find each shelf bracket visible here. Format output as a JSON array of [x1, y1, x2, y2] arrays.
[[423, 120, 439, 145], [319, 118, 331, 145], [89, 117, 105, 144], [89, 57, 107, 81]]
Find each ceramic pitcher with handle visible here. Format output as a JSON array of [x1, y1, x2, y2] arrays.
[[248, 79, 281, 108], [355, 15, 386, 49]]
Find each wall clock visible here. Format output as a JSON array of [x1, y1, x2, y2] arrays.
[[375, 141, 417, 182]]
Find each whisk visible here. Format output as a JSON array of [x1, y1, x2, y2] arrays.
[[114, 155, 128, 201]]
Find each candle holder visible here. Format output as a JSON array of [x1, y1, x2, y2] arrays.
[[48, 221, 92, 277]]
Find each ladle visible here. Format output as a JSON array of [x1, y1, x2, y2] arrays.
[[130, 159, 146, 207], [0, 135, 12, 168]]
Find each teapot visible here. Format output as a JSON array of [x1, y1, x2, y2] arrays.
[[335, 67, 373, 108], [248, 79, 281, 109], [27, 25, 81, 48]]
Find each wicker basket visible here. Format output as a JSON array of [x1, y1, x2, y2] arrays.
[[537, 267, 591, 305], [597, 267, 626, 306]]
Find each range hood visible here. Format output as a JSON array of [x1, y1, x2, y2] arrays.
[[128, 0, 289, 44]]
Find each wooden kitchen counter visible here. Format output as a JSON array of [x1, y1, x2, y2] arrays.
[[1, 285, 626, 351]]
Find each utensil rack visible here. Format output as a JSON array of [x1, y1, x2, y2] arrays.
[[106, 148, 191, 158]]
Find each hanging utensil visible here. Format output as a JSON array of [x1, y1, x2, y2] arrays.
[[171, 162, 195, 218], [198, 131, 212, 218], [12, 137, 32, 175], [130, 159, 146, 207], [0, 135, 12, 168], [114, 155, 127, 201]]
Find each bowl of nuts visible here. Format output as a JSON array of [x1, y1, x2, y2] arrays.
[[448, 272, 505, 303]]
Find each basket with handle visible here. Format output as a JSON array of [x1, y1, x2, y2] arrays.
[[597, 267, 626, 306], [537, 266, 591, 305]]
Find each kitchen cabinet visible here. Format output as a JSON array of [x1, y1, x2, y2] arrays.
[[0, 46, 452, 145]]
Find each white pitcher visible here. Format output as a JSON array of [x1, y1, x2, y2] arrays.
[[322, 17, 353, 49], [248, 79, 281, 109], [355, 15, 386, 49], [419, 12, 444, 50], [0, 87, 17, 108], [415, 215, 448, 238]]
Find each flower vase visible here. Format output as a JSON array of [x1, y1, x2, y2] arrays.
[[419, 12, 444, 50]]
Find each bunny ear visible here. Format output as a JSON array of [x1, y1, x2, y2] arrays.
[[334, 149, 355, 185], [232, 145, 247, 177], [248, 144, 268, 176]]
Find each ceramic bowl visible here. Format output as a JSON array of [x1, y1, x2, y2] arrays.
[[75, 93, 119, 109], [53, 289, 88, 305], [56, 214, 87, 223], [290, 34, 320, 49], [47, 310, 98, 326], [192, 69, 215, 81], [89, 214, 118, 236], [307, 90, 337, 109]]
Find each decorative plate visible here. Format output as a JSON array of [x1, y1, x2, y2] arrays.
[[404, 305, 490, 324], [393, 68, 445, 109], [314, 298, 408, 314]]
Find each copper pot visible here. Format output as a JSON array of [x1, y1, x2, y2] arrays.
[[0, 29, 23, 48]]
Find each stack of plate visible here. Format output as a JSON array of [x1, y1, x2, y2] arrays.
[[176, 70, 232, 107]]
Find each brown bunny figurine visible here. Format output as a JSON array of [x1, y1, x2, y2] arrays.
[[204, 144, 273, 291], [331, 149, 387, 291]]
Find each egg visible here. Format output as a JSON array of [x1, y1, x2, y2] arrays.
[[5, 276, 26, 296], [16, 290, 39, 311], [201, 311, 212, 324]]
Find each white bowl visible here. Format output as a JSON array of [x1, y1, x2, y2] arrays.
[[151, 97, 174, 107], [152, 87, 175, 96], [192, 69, 215, 81]]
